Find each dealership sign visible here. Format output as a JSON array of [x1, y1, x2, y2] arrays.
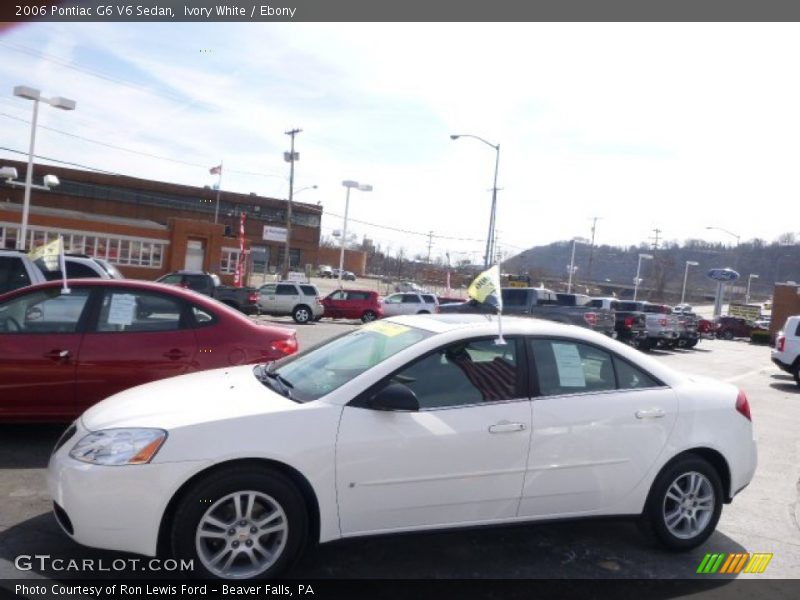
[[263, 226, 288, 242], [707, 268, 740, 282]]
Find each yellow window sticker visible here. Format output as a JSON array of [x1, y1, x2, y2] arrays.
[[363, 321, 411, 337]]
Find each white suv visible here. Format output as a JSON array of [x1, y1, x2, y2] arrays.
[[772, 315, 800, 386], [257, 281, 324, 323]]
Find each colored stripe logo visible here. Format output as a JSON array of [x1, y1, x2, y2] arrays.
[[697, 553, 773, 574]]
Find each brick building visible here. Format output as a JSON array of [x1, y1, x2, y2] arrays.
[[0, 159, 325, 284]]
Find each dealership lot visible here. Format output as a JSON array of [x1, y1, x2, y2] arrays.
[[0, 325, 798, 582]]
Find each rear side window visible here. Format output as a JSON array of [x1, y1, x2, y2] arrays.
[[421, 294, 436, 304], [184, 275, 208, 293], [0, 256, 32, 294], [401, 294, 420, 304], [97, 290, 186, 333]]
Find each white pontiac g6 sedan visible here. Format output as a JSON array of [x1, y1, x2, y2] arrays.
[[48, 314, 757, 579]]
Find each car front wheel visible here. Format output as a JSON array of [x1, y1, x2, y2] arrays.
[[643, 456, 723, 551], [170, 467, 308, 580], [361, 310, 377, 323]]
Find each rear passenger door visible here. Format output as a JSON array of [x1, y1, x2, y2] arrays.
[[275, 283, 300, 313], [400, 293, 422, 314], [520, 338, 677, 517], [75, 288, 197, 413]]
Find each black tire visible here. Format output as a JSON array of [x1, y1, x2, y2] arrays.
[[636, 339, 653, 352], [292, 305, 312, 324], [361, 310, 377, 323], [722, 330, 734, 340], [686, 339, 699, 349], [170, 466, 308, 580], [642, 456, 723, 551], [792, 364, 800, 387]]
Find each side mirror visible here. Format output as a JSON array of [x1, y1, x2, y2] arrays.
[[369, 383, 419, 412]]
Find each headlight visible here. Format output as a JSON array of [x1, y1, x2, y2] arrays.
[[69, 428, 167, 466]]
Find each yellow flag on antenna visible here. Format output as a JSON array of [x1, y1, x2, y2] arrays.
[[467, 265, 503, 312]]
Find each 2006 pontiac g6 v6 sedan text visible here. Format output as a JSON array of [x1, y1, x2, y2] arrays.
[[48, 314, 757, 580]]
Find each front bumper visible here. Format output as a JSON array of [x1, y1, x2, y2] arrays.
[[48, 421, 210, 557]]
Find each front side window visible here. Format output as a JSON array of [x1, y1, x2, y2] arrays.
[[328, 290, 346, 301], [259, 284, 277, 295], [383, 294, 401, 304], [269, 322, 433, 402], [0, 288, 91, 334], [381, 338, 521, 409]]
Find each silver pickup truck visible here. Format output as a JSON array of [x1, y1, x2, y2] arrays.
[[620, 301, 681, 350]]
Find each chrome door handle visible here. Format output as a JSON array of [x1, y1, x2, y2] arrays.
[[45, 349, 70, 361], [635, 408, 666, 419], [488, 422, 527, 434]]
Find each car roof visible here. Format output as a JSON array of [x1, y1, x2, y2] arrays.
[[0, 278, 227, 306]]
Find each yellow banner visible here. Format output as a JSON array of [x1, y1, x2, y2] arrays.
[[467, 265, 502, 309], [28, 238, 62, 271]]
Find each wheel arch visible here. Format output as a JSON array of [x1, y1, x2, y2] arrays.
[[647, 448, 732, 508], [156, 458, 321, 556]]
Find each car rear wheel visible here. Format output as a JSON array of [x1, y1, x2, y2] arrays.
[[721, 330, 734, 340], [792, 364, 800, 387], [170, 467, 308, 580], [642, 456, 723, 551], [361, 310, 377, 323], [292, 306, 312, 324], [417, 310, 430, 314]]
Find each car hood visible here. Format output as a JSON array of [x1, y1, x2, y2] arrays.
[[81, 365, 297, 431]]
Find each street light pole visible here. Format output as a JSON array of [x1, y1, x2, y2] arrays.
[[681, 260, 699, 305], [282, 128, 302, 279], [566, 237, 589, 294], [746, 274, 759, 305], [633, 253, 653, 301], [338, 180, 372, 288], [450, 134, 500, 268], [13, 86, 76, 250]]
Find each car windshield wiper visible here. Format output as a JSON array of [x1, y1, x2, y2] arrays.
[[254, 365, 294, 398]]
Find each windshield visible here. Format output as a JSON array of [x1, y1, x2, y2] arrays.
[[265, 321, 432, 402]]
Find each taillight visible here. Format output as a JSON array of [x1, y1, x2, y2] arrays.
[[735, 389, 752, 421], [777, 335, 786, 352], [583, 312, 597, 326], [248, 292, 258, 304], [624, 316, 634, 329], [270, 335, 298, 357], [315, 295, 323, 306], [660, 317, 668, 327]]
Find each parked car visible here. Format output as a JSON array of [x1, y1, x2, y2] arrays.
[[772, 315, 800, 385], [381, 292, 438, 317], [48, 314, 757, 580], [0, 280, 297, 421], [257, 281, 324, 323], [616, 301, 681, 350], [698, 318, 715, 339], [331, 268, 356, 281], [0, 249, 122, 295], [318, 264, 333, 278], [321, 289, 383, 322], [715, 316, 755, 340], [157, 271, 259, 315], [394, 281, 425, 293], [589, 297, 648, 348], [437, 295, 466, 305], [37, 253, 125, 281], [673, 307, 701, 349]]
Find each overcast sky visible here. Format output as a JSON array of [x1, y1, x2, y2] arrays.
[[1, 22, 798, 263]]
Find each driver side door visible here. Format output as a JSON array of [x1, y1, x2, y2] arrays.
[[336, 337, 531, 536]]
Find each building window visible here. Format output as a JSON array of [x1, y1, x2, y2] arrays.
[[221, 247, 240, 274], [0, 223, 168, 269]]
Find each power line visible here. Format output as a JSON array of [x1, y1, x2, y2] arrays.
[[0, 112, 284, 178]]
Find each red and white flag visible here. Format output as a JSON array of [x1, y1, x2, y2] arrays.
[[234, 212, 247, 287], [209, 164, 222, 175]]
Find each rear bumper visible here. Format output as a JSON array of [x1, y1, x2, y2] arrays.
[[771, 356, 793, 374]]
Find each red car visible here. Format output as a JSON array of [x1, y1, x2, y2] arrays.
[[715, 316, 756, 340], [0, 280, 297, 421], [321, 289, 383, 322]]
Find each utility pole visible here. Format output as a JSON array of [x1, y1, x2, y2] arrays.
[[586, 216, 600, 282], [426, 231, 434, 263], [649, 227, 662, 252], [282, 128, 301, 279]]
